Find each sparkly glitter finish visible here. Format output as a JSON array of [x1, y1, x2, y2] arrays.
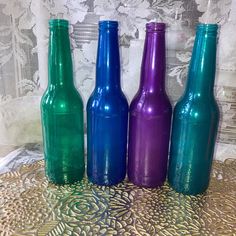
[[0, 159, 235, 235]]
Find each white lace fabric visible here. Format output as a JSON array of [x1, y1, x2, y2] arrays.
[[0, 0, 235, 160]]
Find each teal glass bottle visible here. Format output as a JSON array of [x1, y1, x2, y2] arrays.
[[41, 19, 85, 184], [168, 24, 219, 195]]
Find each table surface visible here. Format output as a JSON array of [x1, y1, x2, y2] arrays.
[[0, 146, 236, 236]]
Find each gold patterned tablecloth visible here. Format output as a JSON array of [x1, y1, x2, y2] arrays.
[[0, 159, 236, 236]]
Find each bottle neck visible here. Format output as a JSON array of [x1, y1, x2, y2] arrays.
[[48, 26, 74, 88], [96, 25, 120, 90], [185, 24, 217, 98], [140, 30, 166, 93]]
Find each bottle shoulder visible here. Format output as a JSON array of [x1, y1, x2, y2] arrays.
[[130, 91, 172, 116], [87, 89, 128, 114], [174, 94, 219, 121], [41, 86, 83, 113]]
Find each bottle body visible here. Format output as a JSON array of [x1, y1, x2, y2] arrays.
[[41, 19, 84, 184], [128, 23, 172, 187], [87, 21, 128, 186], [87, 91, 128, 185], [168, 24, 219, 195]]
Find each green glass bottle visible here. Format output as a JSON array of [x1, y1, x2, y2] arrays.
[[168, 24, 219, 195], [41, 19, 85, 184]]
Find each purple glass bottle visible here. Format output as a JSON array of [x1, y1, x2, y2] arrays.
[[128, 22, 172, 188]]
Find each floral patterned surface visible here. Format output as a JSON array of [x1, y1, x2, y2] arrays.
[[0, 157, 235, 235]]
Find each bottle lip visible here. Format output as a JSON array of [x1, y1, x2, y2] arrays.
[[99, 20, 118, 29], [146, 22, 165, 32], [49, 19, 69, 28], [197, 23, 218, 32]]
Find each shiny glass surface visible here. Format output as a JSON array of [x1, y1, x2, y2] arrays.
[[87, 21, 129, 186], [41, 19, 85, 184], [168, 24, 220, 195], [128, 22, 172, 187]]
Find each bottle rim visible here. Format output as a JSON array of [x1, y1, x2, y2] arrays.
[[146, 22, 165, 32], [197, 23, 218, 32], [49, 19, 69, 28], [99, 20, 118, 29]]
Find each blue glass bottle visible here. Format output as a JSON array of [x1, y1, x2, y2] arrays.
[[87, 21, 129, 186]]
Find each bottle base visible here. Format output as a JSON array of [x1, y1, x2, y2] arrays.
[[167, 179, 208, 196], [128, 174, 165, 188], [87, 174, 125, 186], [46, 170, 84, 185]]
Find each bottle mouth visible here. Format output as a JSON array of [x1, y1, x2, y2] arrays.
[[49, 19, 69, 28], [146, 22, 165, 32], [197, 23, 218, 33], [99, 20, 118, 29]]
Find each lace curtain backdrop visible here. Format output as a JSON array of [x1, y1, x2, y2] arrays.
[[0, 0, 235, 160]]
